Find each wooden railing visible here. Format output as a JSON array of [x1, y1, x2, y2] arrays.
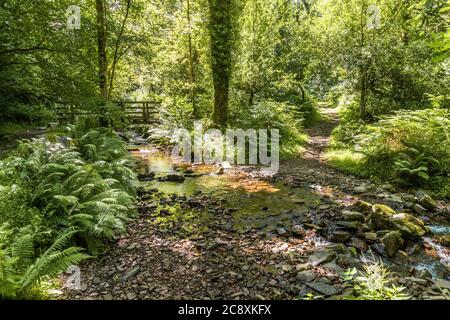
[[119, 101, 160, 124], [54, 101, 162, 125]]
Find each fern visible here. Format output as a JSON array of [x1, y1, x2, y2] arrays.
[[0, 127, 137, 297], [343, 259, 411, 300], [393, 147, 443, 186], [0, 226, 89, 299], [356, 108, 449, 192], [19, 231, 89, 295]]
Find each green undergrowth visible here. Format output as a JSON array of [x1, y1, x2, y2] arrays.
[[327, 107, 449, 199], [324, 149, 367, 177], [0, 124, 137, 299]]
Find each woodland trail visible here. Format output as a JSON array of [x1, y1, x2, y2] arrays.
[[278, 106, 367, 193], [58, 109, 449, 300]]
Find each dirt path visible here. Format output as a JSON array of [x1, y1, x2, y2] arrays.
[[277, 106, 367, 193], [304, 106, 340, 160]]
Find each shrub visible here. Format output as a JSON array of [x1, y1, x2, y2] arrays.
[[343, 259, 410, 300], [65, 125, 137, 196], [0, 127, 137, 297], [0, 225, 89, 299], [231, 99, 308, 158], [355, 108, 449, 195], [1, 133, 136, 249], [2, 104, 55, 125]]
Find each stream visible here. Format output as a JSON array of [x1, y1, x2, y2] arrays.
[[131, 145, 450, 282]]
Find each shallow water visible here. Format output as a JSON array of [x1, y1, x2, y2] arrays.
[[132, 146, 450, 279], [135, 151, 320, 217], [428, 225, 450, 235], [132, 147, 321, 232], [423, 237, 450, 267]]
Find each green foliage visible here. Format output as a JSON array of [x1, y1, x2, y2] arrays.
[[0, 123, 33, 142], [1, 104, 55, 125], [0, 127, 137, 298], [303, 292, 324, 301], [0, 225, 88, 299], [325, 149, 366, 176], [0, 133, 136, 246], [310, 0, 449, 120], [229, 0, 317, 133], [343, 260, 410, 300], [393, 148, 441, 185], [231, 99, 307, 158], [66, 125, 137, 196], [208, 0, 238, 88], [356, 108, 449, 195]]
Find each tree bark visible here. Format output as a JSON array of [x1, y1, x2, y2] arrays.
[[109, 0, 132, 99], [359, 1, 367, 122], [187, 0, 197, 118], [213, 83, 228, 125], [96, 0, 108, 99], [96, 0, 108, 126], [208, 0, 234, 127]]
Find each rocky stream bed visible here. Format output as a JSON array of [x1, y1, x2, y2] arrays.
[[58, 142, 450, 300], [58, 108, 450, 300]]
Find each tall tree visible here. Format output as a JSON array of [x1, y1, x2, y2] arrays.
[[109, 0, 132, 99], [186, 0, 197, 117], [358, 0, 369, 121], [208, 0, 236, 126], [96, 0, 108, 101]]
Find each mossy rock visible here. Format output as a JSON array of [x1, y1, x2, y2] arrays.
[[355, 200, 372, 213], [336, 220, 361, 231], [367, 204, 395, 230], [372, 204, 396, 215], [391, 213, 427, 239], [342, 210, 366, 222], [381, 231, 404, 257], [367, 204, 427, 239], [439, 235, 450, 247], [418, 194, 437, 211]]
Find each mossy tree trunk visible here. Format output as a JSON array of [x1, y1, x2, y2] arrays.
[[96, 0, 108, 126], [208, 0, 236, 127]]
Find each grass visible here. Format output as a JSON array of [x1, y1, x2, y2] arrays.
[[324, 149, 366, 176], [280, 132, 308, 160]]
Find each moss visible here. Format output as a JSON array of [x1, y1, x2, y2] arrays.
[[355, 200, 372, 213], [372, 204, 396, 215], [390, 213, 426, 239], [367, 204, 395, 230], [367, 204, 427, 239], [381, 231, 404, 257]]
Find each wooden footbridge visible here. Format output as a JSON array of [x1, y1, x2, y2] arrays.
[[54, 101, 161, 125]]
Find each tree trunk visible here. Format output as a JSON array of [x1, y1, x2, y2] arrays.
[[359, 1, 367, 122], [360, 67, 368, 121], [208, 0, 234, 127], [96, 0, 108, 126], [213, 83, 228, 125], [187, 0, 197, 118], [109, 0, 132, 99]]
